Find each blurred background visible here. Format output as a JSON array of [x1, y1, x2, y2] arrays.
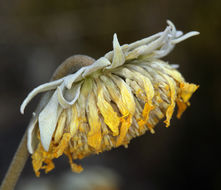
[[0, 0, 220, 189]]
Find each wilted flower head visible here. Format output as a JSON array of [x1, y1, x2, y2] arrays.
[[21, 21, 199, 176]]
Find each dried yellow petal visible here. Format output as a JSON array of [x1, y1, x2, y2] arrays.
[[162, 74, 177, 127], [97, 79, 120, 136], [87, 91, 102, 151], [180, 83, 199, 103], [116, 115, 133, 147], [54, 111, 66, 143]]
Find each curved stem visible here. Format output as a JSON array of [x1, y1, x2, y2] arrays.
[[0, 55, 95, 190], [51, 55, 95, 81], [0, 132, 29, 190]]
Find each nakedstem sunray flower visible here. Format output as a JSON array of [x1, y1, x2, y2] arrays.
[[21, 21, 199, 177]]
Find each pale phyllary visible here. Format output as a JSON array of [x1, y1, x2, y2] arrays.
[[21, 21, 199, 176]]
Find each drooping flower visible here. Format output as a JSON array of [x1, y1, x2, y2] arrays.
[[21, 21, 199, 177]]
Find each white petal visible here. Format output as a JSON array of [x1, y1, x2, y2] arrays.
[[175, 31, 183, 38], [64, 57, 111, 90], [64, 67, 86, 89], [170, 64, 179, 69], [104, 32, 162, 61], [38, 89, 61, 151], [167, 20, 176, 38], [26, 91, 53, 153], [27, 117, 38, 154], [153, 42, 175, 58], [57, 82, 82, 108], [82, 57, 111, 76], [106, 33, 125, 69], [125, 45, 148, 60], [126, 32, 162, 51], [20, 79, 63, 114], [171, 31, 200, 44], [141, 26, 171, 55], [125, 26, 171, 60]]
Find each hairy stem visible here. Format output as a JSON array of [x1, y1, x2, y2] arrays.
[[51, 55, 95, 80], [0, 132, 29, 190], [0, 55, 95, 190]]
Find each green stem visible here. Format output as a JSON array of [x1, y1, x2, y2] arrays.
[[0, 132, 29, 190]]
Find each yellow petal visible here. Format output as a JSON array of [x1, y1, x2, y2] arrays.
[[176, 82, 199, 118], [53, 133, 71, 158], [128, 70, 155, 130], [126, 78, 146, 102], [116, 115, 133, 147], [162, 74, 177, 127], [32, 144, 44, 177], [138, 103, 155, 133], [96, 79, 120, 136], [76, 78, 93, 135], [100, 75, 128, 116], [176, 100, 187, 119], [69, 104, 80, 136], [32, 133, 71, 177], [180, 82, 199, 103], [78, 78, 93, 110], [164, 67, 185, 83], [87, 91, 102, 151], [65, 149, 83, 173], [41, 159, 55, 174], [114, 68, 155, 103], [110, 74, 136, 115], [54, 110, 66, 143]]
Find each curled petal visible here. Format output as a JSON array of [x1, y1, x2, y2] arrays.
[[64, 67, 86, 89], [57, 82, 82, 109], [20, 79, 63, 114], [167, 20, 177, 38], [172, 31, 200, 44]]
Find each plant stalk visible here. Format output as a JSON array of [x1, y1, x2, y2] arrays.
[[0, 132, 29, 190], [0, 55, 95, 190]]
